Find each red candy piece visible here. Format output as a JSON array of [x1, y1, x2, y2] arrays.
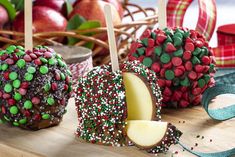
[[202, 56, 210, 65], [185, 42, 195, 52], [5, 58, 14, 65], [1, 106, 6, 114], [12, 54, 19, 61], [140, 29, 151, 39], [172, 90, 182, 101], [165, 80, 172, 87], [195, 39, 204, 47], [185, 61, 193, 71], [130, 41, 142, 53], [51, 82, 58, 91], [145, 47, 154, 56], [160, 68, 166, 78], [20, 82, 29, 89], [192, 95, 202, 105], [33, 114, 41, 121], [32, 97, 40, 105], [194, 65, 204, 73], [156, 33, 167, 44], [24, 110, 31, 117], [157, 79, 165, 87], [183, 51, 192, 60], [8, 99, 16, 106], [165, 43, 176, 53], [19, 88, 27, 95], [44, 51, 53, 58], [192, 88, 201, 95], [182, 92, 189, 101], [30, 53, 38, 59], [55, 72, 61, 80], [34, 58, 42, 65], [64, 84, 68, 91], [188, 71, 197, 80], [179, 100, 190, 108], [172, 57, 182, 66], [163, 87, 172, 96], [151, 62, 161, 73], [148, 38, 155, 48], [174, 68, 184, 77], [3, 72, 9, 80], [3, 93, 11, 99], [163, 62, 173, 69], [24, 55, 32, 62]]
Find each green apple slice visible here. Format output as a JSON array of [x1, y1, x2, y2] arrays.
[[123, 72, 154, 120], [126, 120, 168, 148]]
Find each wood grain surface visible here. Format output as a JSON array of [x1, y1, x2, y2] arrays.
[[0, 95, 234, 157]]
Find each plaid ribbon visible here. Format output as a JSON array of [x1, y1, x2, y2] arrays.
[[167, 0, 217, 41], [213, 44, 235, 67]]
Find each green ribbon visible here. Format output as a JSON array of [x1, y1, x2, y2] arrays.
[[179, 84, 235, 157]]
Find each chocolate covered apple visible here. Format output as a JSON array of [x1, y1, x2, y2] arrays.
[[128, 28, 216, 108], [0, 45, 72, 130], [126, 120, 181, 153], [75, 61, 162, 146]]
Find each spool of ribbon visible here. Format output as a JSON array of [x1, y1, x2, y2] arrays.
[[178, 84, 235, 157], [167, 0, 217, 41], [213, 24, 235, 67]]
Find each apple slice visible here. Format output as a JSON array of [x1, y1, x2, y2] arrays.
[[126, 120, 182, 153], [123, 72, 155, 120]]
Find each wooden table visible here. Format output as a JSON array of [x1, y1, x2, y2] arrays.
[[0, 95, 234, 157]]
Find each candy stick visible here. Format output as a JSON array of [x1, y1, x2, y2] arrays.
[[158, 0, 167, 29], [24, 0, 33, 51], [104, 4, 120, 72]]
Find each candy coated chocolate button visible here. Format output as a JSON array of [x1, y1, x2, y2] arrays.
[[24, 100, 33, 109], [27, 67, 36, 73], [172, 57, 182, 66], [19, 118, 27, 124], [142, 57, 152, 67], [13, 80, 21, 88], [160, 53, 171, 63], [10, 106, 18, 115], [1, 64, 8, 71], [44, 83, 51, 92], [32, 97, 40, 105], [165, 70, 175, 80], [4, 84, 12, 93], [174, 68, 183, 77], [40, 57, 48, 63], [6, 45, 16, 53], [9, 72, 18, 80], [173, 49, 183, 57], [47, 97, 55, 105], [17, 59, 26, 68], [48, 58, 56, 65], [58, 59, 65, 67], [42, 114, 50, 120], [25, 73, 34, 81], [24, 55, 32, 62], [185, 42, 195, 52], [40, 66, 49, 74], [14, 93, 22, 101]]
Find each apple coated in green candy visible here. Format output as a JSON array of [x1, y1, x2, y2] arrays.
[[128, 27, 216, 108], [0, 45, 72, 130]]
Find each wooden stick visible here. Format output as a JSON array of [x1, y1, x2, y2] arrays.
[[104, 4, 119, 72], [158, 0, 167, 29], [24, 0, 33, 51]]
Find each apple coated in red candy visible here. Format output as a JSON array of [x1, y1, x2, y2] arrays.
[[128, 27, 216, 108]]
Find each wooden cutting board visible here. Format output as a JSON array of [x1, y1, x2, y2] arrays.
[[0, 95, 234, 157]]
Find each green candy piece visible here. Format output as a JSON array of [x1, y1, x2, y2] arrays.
[[40, 57, 48, 63], [174, 49, 183, 57], [192, 47, 201, 56], [141, 38, 148, 47], [24, 73, 34, 81], [165, 35, 173, 43], [184, 31, 190, 38], [16, 50, 25, 56], [132, 53, 139, 58], [58, 59, 65, 67], [47, 97, 55, 105], [13, 122, 19, 126], [13, 80, 21, 88], [174, 32, 183, 38], [198, 79, 206, 88], [209, 64, 215, 72], [4, 84, 12, 93], [0, 50, 6, 56], [19, 118, 27, 124], [16, 45, 24, 50], [175, 28, 184, 34], [17, 59, 26, 68], [42, 114, 50, 120], [204, 74, 210, 83], [160, 53, 171, 64], [173, 36, 182, 47], [1, 64, 8, 71], [4, 116, 10, 121], [9, 72, 18, 80], [40, 66, 49, 74], [27, 67, 36, 73], [180, 77, 190, 86], [56, 54, 62, 59], [154, 46, 162, 56], [24, 100, 33, 109], [163, 28, 172, 35], [14, 93, 22, 101], [191, 56, 201, 64], [67, 70, 72, 76], [60, 73, 65, 80], [137, 47, 145, 56], [6, 45, 16, 53], [142, 57, 152, 67], [165, 70, 175, 80], [44, 83, 51, 92], [199, 50, 206, 58], [0, 119, 4, 124], [10, 106, 18, 115], [48, 58, 56, 65], [151, 32, 156, 40], [68, 84, 73, 93], [202, 46, 209, 55]]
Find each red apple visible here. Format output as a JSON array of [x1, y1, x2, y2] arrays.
[[13, 6, 67, 33], [69, 0, 121, 27], [34, 0, 66, 16], [0, 5, 9, 28], [73, 0, 124, 18]]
